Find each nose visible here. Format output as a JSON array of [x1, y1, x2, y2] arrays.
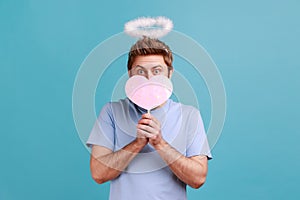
[[146, 71, 154, 79]]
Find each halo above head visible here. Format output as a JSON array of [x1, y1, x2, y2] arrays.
[[124, 16, 173, 39]]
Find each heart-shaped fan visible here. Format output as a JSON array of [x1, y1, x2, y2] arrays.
[[125, 75, 173, 112]]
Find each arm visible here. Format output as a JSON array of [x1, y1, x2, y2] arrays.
[[154, 141, 208, 188], [137, 113, 208, 188], [90, 137, 147, 184]]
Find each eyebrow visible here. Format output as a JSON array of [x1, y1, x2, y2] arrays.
[[152, 65, 163, 69], [134, 65, 145, 69], [134, 65, 163, 69]]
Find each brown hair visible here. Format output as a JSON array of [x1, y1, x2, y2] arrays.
[[127, 36, 173, 71]]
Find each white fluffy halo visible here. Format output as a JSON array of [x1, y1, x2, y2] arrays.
[[124, 16, 173, 38]]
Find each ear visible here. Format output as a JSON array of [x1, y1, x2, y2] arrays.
[[168, 69, 173, 79]]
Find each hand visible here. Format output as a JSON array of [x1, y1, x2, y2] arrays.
[[135, 130, 149, 147], [137, 113, 165, 148]]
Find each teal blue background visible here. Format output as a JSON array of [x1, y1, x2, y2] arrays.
[[1, 0, 299, 199]]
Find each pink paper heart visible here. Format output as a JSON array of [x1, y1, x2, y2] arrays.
[[125, 75, 173, 111]]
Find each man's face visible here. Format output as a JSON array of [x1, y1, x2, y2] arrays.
[[129, 55, 173, 79]]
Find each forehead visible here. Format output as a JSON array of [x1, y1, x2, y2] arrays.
[[132, 55, 166, 68]]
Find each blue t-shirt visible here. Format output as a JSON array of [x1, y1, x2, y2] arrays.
[[87, 98, 212, 200]]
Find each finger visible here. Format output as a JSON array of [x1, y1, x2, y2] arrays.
[[136, 134, 146, 139], [141, 113, 152, 120], [140, 116, 160, 129], [137, 124, 158, 135], [138, 119, 159, 130], [138, 118, 151, 125], [137, 128, 155, 139], [149, 135, 158, 141], [142, 114, 160, 127]]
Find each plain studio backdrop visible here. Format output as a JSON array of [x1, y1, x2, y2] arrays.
[[1, 0, 299, 199]]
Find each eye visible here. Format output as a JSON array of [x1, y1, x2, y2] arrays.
[[137, 69, 145, 74], [153, 68, 162, 75]]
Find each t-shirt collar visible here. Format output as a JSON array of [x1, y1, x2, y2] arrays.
[[127, 98, 171, 114]]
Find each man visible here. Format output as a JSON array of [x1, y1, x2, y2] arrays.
[[86, 36, 212, 200]]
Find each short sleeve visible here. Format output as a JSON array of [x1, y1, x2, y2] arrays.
[[186, 108, 212, 160], [86, 103, 115, 150]]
